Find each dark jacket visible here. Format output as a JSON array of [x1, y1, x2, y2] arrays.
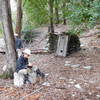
[[16, 55, 28, 72], [15, 37, 23, 50]]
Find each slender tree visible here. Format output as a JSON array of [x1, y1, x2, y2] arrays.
[[15, 0, 23, 37], [62, 1, 66, 25], [55, 0, 59, 24], [1, 0, 17, 78], [48, 0, 54, 33]]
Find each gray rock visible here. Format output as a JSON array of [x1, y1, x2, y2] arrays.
[[59, 77, 66, 80], [42, 82, 50, 86], [71, 64, 80, 68], [65, 61, 71, 64], [75, 84, 82, 89], [96, 94, 100, 98], [64, 63, 71, 67], [83, 66, 92, 70], [45, 73, 49, 78], [72, 94, 75, 97]]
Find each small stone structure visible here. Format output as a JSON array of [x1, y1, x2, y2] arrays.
[[49, 32, 81, 57], [56, 34, 68, 57]]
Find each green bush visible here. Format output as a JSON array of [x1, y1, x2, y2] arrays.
[[0, 23, 3, 38]]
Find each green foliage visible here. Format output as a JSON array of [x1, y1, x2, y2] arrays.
[[0, 23, 3, 38], [23, 0, 48, 27], [22, 0, 100, 35], [65, 0, 100, 34], [0, 72, 11, 79]]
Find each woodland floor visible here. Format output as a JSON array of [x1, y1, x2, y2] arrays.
[[0, 25, 100, 100]]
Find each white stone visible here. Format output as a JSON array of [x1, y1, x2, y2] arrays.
[[72, 94, 75, 97], [2, 65, 7, 72], [75, 84, 82, 89], [80, 44, 84, 47], [69, 81, 74, 84], [45, 73, 49, 78], [89, 92, 92, 95], [42, 82, 50, 86], [14, 72, 24, 87], [96, 95, 100, 98], [73, 80, 76, 82]]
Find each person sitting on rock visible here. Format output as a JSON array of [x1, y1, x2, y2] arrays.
[[15, 49, 32, 84], [14, 49, 45, 87], [16, 49, 31, 73]]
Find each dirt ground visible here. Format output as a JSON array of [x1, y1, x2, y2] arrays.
[[0, 26, 100, 100]]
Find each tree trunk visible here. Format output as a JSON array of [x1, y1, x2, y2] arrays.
[[63, 18, 66, 25], [1, 0, 17, 78], [48, 0, 54, 33], [62, 2, 66, 25], [55, 0, 59, 24], [15, 0, 23, 37]]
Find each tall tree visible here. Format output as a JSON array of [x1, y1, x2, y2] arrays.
[[48, 0, 54, 33], [1, 0, 17, 78], [62, 1, 66, 25], [55, 0, 59, 24], [15, 0, 23, 37]]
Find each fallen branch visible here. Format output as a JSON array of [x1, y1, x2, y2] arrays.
[[55, 86, 67, 90], [19, 87, 43, 100]]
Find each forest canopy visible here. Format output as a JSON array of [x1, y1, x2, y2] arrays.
[[23, 0, 100, 34]]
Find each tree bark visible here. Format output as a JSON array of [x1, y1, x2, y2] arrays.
[[55, 0, 59, 24], [48, 0, 54, 33], [62, 2, 66, 25], [15, 0, 23, 37], [1, 0, 17, 78]]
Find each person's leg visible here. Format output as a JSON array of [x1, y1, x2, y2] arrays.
[[18, 69, 28, 84], [18, 69, 28, 75]]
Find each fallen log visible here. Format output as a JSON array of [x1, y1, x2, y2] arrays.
[[31, 49, 50, 54]]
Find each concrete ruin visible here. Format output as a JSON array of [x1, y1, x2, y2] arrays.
[[49, 32, 81, 57]]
